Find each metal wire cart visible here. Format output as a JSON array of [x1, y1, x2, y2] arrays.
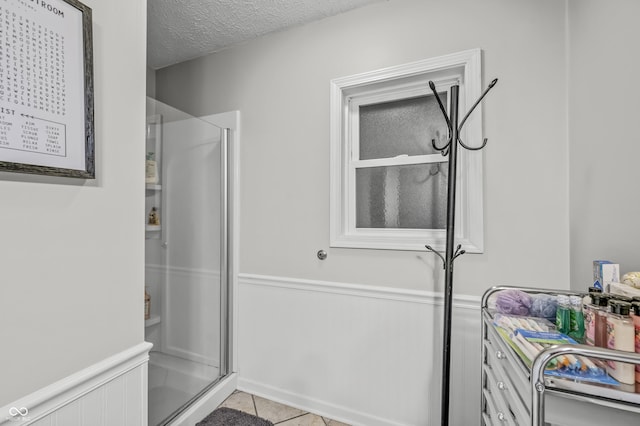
[[481, 286, 640, 426]]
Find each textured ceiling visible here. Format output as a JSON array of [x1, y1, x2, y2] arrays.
[[148, 0, 382, 70]]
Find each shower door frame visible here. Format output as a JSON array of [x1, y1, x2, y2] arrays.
[[219, 127, 230, 377], [202, 110, 240, 379]]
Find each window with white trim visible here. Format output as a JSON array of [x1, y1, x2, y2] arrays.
[[329, 49, 485, 252]]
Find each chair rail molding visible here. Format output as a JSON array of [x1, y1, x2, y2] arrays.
[[238, 273, 481, 308]]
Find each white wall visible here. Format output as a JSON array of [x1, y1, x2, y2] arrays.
[[568, 0, 640, 289], [157, 0, 570, 296], [0, 0, 146, 406]]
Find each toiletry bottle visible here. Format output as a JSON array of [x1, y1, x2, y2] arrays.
[[607, 300, 635, 384], [610, 295, 633, 307], [632, 302, 640, 383], [144, 287, 151, 320], [584, 292, 601, 345], [556, 295, 570, 334], [583, 286, 603, 307], [593, 293, 610, 348], [148, 207, 160, 226], [146, 152, 159, 184], [568, 295, 585, 342]]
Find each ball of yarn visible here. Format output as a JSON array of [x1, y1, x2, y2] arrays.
[[495, 290, 532, 316], [529, 294, 558, 320]]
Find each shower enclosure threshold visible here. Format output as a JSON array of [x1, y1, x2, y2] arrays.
[[153, 370, 237, 426], [149, 351, 221, 426]]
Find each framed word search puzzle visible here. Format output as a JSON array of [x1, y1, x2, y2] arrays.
[[0, 0, 94, 178]]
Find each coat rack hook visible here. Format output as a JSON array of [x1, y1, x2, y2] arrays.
[[453, 244, 466, 261], [458, 136, 488, 151], [428, 81, 452, 131], [454, 79, 498, 151], [458, 78, 498, 132], [431, 138, 451, 155], [425, 245, 446, 270]]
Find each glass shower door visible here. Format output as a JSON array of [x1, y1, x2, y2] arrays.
[[145, 97, 229, 426]]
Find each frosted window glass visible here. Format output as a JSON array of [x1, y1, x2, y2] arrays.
[[356, 163, 448, 229], [359, 93, 448, 160]]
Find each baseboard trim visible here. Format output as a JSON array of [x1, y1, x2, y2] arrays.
[[238, 378, 409, 426], [238, 273, 481, 310], [0, 341, 153, 425]]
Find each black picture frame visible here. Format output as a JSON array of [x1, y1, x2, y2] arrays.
[[0, 0, 94, 179]]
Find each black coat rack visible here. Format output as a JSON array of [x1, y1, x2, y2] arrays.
[[424, 78, 498, 426]]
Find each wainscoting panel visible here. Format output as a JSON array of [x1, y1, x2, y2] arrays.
[[236, 274, 481, 426], [0, 342, 151, 426]]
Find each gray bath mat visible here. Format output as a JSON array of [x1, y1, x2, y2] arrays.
[[196, 407, 274, 426]]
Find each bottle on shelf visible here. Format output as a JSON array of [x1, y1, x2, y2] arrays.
[[631, 302, 640, 383], [583, 286, 602, 307], [568, 295, 585, 342], [594, 293, 611, 348], [585, 292, 608, 346], [146, 152, 159, 184], [606, 300, 635, 384], [148, 206, 160, 226], [144, 287, 151, 320], [556, 295, 570, 334]]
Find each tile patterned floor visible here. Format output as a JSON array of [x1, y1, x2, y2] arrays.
[[217, 391, 351, 425]]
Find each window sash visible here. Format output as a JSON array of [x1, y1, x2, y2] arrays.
[[347, 85, 452, 234], [348, 82, 455, 164], [351, 154, 446, 169], [347, 161, 449, 233]]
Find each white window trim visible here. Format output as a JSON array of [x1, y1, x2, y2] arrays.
[[329, 49, 484, 253]]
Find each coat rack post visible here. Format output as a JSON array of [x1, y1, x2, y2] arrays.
[[440, 85, 459, 426], [425, 78, 497, 426]]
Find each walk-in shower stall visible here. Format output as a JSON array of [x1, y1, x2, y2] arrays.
[[144, 97, 231, 426]]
